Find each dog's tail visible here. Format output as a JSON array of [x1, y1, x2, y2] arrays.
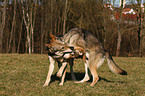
[[105, 51, 127, 75]]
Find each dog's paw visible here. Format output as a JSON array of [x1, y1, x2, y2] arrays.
[[43, 83, 49, 87], [59, 82, 64, 86], [43, 84, 48, 87]]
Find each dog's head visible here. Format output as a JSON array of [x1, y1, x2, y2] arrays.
[[45, 34, 75, 59], [45, 34, 86, 61]]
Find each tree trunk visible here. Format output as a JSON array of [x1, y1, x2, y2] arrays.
[[63, 0, 68, 35], [41, 7, 45, 54], [116, 22, 121, 56], [137, 14, 142, 57], [116, 0, 123, 56], [8, 0, 16, 53], [12, 22, 16, 53], [30, 9, 34, 53], [27, 26, 31, 54], [31, 1, 37, 53], [50, 0, 53, 34], [0, 0, 6, 53], [21, 0, 31, 54], [137, 0, 142, 57], [17, 19, 23, 53]]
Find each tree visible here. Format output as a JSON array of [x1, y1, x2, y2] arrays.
[[0, 0, 6, 53], [21, 0, 31, 53], [40, 0, 49, 53], [21, 0, 37, 54], [30, 1, 37, 53], [8, 0, 16, 53], [0, 0, 144, 56], [63, 0, 68, 35], [116, 0, 124, 56]]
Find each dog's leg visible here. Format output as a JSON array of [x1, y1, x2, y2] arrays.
[[57, 62, 67, 77], [69, 59, 76, 81], [89, 54, 105, 86], [75, 60, 90, 83], [75, 52, 90, 83], [43, 56, 55, 87], [89, 65, 99, 86], [59, 62, 67, 85]]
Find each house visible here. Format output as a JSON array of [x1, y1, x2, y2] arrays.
[[123, 8, 136, 14], [104, 2, 144, 23]]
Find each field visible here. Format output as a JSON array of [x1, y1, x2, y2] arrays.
[[0, 54, 145, 96]]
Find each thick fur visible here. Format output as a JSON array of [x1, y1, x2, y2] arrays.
[[43, 34, 85, 86], [44, 28, 127, 86], [62, 28, 127, 86]]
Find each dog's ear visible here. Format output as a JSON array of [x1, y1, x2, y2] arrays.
[[74, 46, 86, 62], [49, 33, 56, 41], [74, 46, 85, 53]]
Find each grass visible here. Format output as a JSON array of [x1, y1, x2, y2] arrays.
[[0, 54, 145, 96]]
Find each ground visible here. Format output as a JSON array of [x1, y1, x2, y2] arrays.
[[0, 54, 145, 96]]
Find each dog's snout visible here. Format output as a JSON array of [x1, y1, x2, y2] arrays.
[[69, 46, 74, 50]]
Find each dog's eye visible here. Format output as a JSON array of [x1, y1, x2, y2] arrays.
[[69, 46, 74, 50]]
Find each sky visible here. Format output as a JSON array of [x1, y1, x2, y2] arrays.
[[108, 0, 145, 7], [0, 0, 145, 7]]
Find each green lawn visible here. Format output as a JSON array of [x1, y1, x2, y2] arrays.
[[0, 54, 145, 96]]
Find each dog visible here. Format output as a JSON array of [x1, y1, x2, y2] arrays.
[[43, 34, 86, 86], [58, 28, 127, 86]]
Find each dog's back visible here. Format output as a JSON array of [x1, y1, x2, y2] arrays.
[[63, 28, 127, 86]]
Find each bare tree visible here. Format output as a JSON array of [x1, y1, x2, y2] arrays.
[[136, 0, 142, 57], [40, 2, 46, 54], [21, 0, 37, 54], [116, 0, 124, 56], [0, 0, 6, 53], [0, 0, 144, 56], [30, 1, 37, 53], [63, 0, 68, 35], [17, 19, 23, 53], [8, 0, 16, 53], [50, 0, 53, 34], [21, 0, 31, 53]]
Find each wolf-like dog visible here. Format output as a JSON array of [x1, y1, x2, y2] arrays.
[[58, 28, 127, 86], [43, 34, 85, 86]]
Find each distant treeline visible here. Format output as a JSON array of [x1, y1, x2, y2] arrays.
[[0, 0, 145, 57]]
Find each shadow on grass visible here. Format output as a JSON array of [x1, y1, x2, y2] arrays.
[[50, 72, 124, 84]]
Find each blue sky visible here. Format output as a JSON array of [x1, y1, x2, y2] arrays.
[[108, 0, 145, 7], [0, 0, 145, 7]]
